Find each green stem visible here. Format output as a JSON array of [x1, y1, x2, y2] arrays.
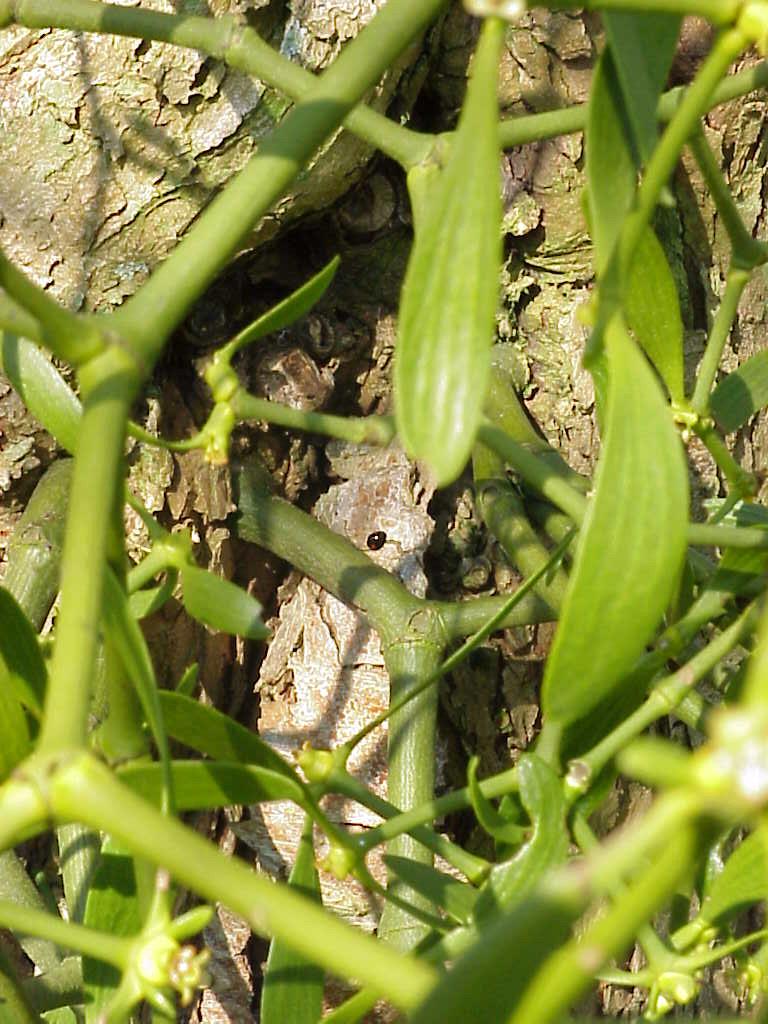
[[616, 27, 748, 285], [690, 265, 751, 415], [0, 249, 101, 365], [327, 772, 489, 883], [378, 634, 442, 952], [475, 477, 569, 610], [345, 531, 572, 756], [546, 0, 739, 19], [360, 768, 519, 854], [688, 131, 768, 269], [0, 898, 129, 968], [687, 522, 768, 549], [46, 751, 437, 1010], [111, 0, 448, 364], [233, 458, 419, 639], [477, 424, 588, 525], [694, 421, 758, 498], [499, 59, 768, 151], [37, 352, 137, 753], [509, 826, 699, 1024], [231, 392, 396, 446], [568, 600, 760, 793]]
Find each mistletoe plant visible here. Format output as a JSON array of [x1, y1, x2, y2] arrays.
[[2, 0, 768, 1021]]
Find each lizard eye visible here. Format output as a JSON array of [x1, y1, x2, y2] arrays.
[[366, 531, 386, 551]]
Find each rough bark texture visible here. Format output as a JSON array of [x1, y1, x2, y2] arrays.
[[2, 4, 767, 1021]]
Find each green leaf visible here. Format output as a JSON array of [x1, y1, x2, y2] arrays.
[[467, 757, 527, 847], [394, 17, 504, 486], [542, 318, 688, 727], [0, 588, 46, 716], [260, 817, 323, 1024], [383, 857, 478, 926], [585, 49, 637, 273], [227, 255, 339, 357], [180, 565, 268, 640], [0, 334, 81, 454], [2, 458, 72, 631], [0, 684, 30, 782], [698, 830, 767, 928], [603, 12, 681, 165], [625, 228, 684, 402], [474, 755, 568, 921], [158, 690, 297, 780], [118, 760, 307, 810], [102, 569, 174, 812], [410, 890, 581, 1024], [710, 350, 768, 432], [83, 838, 141, 1024]]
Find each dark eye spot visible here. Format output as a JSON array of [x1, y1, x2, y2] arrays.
[[366, 531, 386, 551]]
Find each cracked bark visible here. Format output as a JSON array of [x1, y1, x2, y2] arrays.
[[2, 5, 767, 1020]]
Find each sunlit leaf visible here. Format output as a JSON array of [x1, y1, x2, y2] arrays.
[[474, 755, 568, 921], [0, 334, 81, 454], [0, 587, 46, 716], [698, 829, 767, 927], [384, 857, 478, 926], [710, 350, 768, 433], [102, 569, 173, 811], [542, 318, 688, 726], [118, 760, 307, 810], [625, 228, 684, 402], [158, 690, 297, 779], [83, 838, 141, 1024], [261, 817, 324, 1024], [603, 12, 680, 165], [181, 565, 268, 640], [585, 49, 637, 273], [0, 683, 30, 782], [394, 17, 504, 486], [226, 256, 339, 358]]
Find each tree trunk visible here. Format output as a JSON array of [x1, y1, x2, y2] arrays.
[[1, 5, 765, 1020]]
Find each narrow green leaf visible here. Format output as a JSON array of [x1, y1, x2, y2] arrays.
[[710, 350, 768, 432], [175, 662, 199, 697], [118, 760, 307, 810], [698, 829, 767, 927], [102, 569, 174, 812], [0, 334, 81, 454], [127, 571, 177, 620], [180, 565, 268, 640], [542, 319, 688, 726], [384, 857, 478, 926], [158, 690, 298, 780], [468, 757, 527, 846], [625, 228, 684, 402], [0, 588, 46, 716], [585, 49, 637, 273], [261, 817, 324, 1024], [83, 838, 141, 1023], [227, 255, 339, 357], [474, 755, 568, 921], [603, 12, 681, 165], [394, 17, 504, 486], [0, 685, 30, 782]]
